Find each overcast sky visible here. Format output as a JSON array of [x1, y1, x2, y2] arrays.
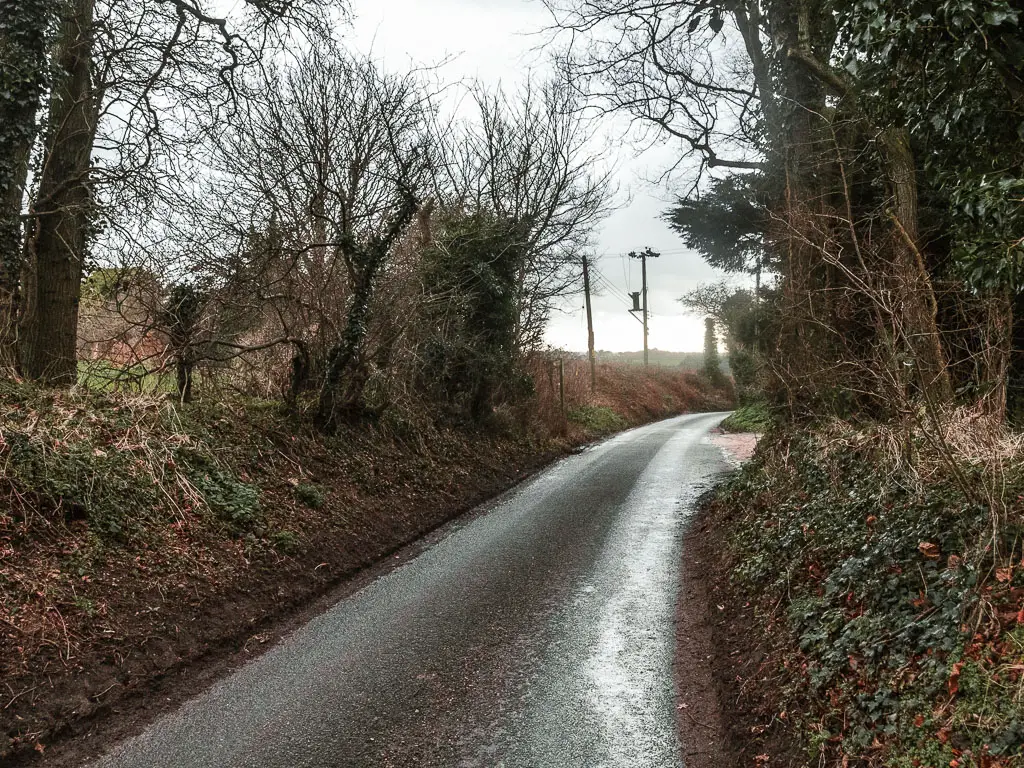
[[349, 0, 726, 353]]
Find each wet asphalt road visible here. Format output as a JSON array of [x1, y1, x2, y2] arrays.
[[91, 413, 730, 768]]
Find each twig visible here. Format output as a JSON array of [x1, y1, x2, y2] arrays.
[[4, 684, 40, 710]]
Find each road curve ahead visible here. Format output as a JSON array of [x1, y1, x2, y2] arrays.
[[92, 413, 731, 768]]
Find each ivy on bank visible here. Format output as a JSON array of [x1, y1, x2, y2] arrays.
[[718, 429, 1024, 764]]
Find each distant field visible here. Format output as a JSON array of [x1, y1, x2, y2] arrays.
[[594, 349, 730, 373]]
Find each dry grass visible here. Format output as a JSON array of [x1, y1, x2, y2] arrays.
[[527, 354, 731, 437]]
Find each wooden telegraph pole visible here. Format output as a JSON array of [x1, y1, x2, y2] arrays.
[[629, 248, 660, 368], [582, 254, 596, 392]]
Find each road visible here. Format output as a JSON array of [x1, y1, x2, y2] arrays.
[[91, 412, 730, 768]]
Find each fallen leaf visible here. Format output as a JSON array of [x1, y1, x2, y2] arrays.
[[949, 661, 964, 696], [995, 566, 1013, 583], [919, 542, 940, 559]]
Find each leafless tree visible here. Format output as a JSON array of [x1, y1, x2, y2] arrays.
[[440, 81, 613, 352], [541, 0, 772, 182], [203, 46, 436, 426]]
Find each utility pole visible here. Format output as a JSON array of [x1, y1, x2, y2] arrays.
[[582, 254, 596, 392], [629, 248, 660, 368]]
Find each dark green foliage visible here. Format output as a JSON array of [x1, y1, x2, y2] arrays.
[[294, 482, 325, 509], [719, 401, 774, 433], [269, 529, 300, 554], [0, 0, 52, 284], [4, 431, 161, 539], [839, 0, 1024, 294], [177, 450, 261, 530], [160, 283, 205, 342], [419, 211, 532, 423], [158, 282, 206, 402], [663, 174, 774, 275]]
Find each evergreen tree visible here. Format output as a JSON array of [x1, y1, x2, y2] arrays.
[[703, 317, 722, 383]]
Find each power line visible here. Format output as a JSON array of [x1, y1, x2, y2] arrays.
[[591, 269, 635, 309], [591, 270, 629, 301], [591, 264, 632, 300]]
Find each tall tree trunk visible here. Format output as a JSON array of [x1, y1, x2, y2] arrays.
[[0, 0, 52, 370], [769, 0, 834, 413], [1007, 293, 1024, 425], [20, 0, 96, 385], [977, 291, 1011, 420], [733, 1, 781, 142], [881, 127, 953, 404]]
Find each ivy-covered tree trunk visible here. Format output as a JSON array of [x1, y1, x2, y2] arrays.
[[703, 317, 722, 382], [315, 266, 376, 429], [0, 0, 51, 370], [20, 0, 96, 385], [315, 195, 418, 431]]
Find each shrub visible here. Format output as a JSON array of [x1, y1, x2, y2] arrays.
[[270, 529, 300, 554], [567, 405, 627, 434], [179, 450, 261, 530], [294, 482, 326, 509]]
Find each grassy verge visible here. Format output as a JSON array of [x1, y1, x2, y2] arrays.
[[710, 417, 1024, 766], [719, 400, 774, 433], [0, 366, 731, 762]]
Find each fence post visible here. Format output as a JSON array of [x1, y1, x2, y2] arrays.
[[558, 358, 565, 416]]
